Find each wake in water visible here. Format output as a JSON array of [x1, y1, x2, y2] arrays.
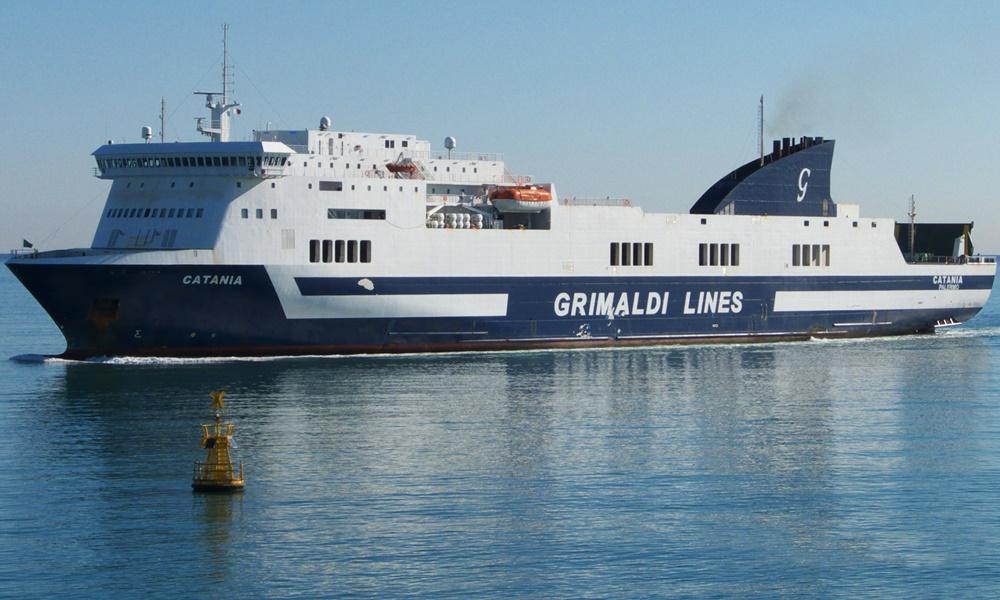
[[9, 324, 999, 366]]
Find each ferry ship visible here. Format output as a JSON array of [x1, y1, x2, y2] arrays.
[[7, 37, 996, 359]]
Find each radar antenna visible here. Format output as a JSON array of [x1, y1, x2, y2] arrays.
[[194, 24, 241, 142]]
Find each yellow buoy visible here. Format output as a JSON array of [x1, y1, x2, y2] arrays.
[[192, 390, 245, 492]]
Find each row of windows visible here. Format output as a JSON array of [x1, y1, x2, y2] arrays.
[[792, 244, 831, 267], [609, 242, 654, 266], [698, 243, 741, 267], [98, 155, 287, 170], [308, 239, 372, 264], [327, 209, 386, 220], [307, 181, 419, 193], [432, 165, 478, 174], [382, 139, 409, 148], [106, 207, 203, 219], [241, 208, 278, 220]]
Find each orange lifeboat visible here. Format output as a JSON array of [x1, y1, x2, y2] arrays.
[[489, 186, 553, 213], [385, 161, 418, 175]]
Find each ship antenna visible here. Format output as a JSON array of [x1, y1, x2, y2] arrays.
[[758, 95, 764, 167], [193, 23, 240, 142], [908, 194, 917, 258], [159, 97, 166, 143], [222, 23, 229, 105]]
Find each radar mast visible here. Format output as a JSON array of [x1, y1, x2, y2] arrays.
[[194, 23, 240, 142]]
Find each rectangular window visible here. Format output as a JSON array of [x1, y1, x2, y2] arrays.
[[730, 244, 740, 266], [812, 244, 821, 266], [347, 240, 358, 263], [322, 240, 332, 263], [621, 242, 631, 266], [144, 208, 151, 218], [241, 208, 248, 219], [644, 243, 654, 266], [309, 240, 320, 263], [256, 208, 263, 219], [168, 208, 176, 218], [360, 240, 371, 263], [197, 157, 205, 167], [610, 242, 619, 266], [186, 208, 195, 218], [319, 181, 343, 191], [699, 243, 708, 266], [222, 156, 230, 166], [632, 243, 642, 266], [822, 244, 830, 266], [720, 243, 730, 266], [271, 209, 278, 219], [196, 208, 204, 218], [212, 157, 221, 167], [710, 243, 718, 266], [335, 240, 345, 263]]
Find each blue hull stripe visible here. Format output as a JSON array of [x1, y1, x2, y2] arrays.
[[6, 262, 994, 358]]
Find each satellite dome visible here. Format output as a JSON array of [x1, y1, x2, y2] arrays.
[[319, 116, 331, 131], [444, 136, 457, 150], [141, 126, 153, 141]]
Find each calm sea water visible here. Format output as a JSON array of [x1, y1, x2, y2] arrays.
[[1, 268, 999, 598]]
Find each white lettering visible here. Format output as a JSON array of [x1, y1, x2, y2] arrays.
[[731, 291, 743, 313], [554, 292, 571, 317], [718, 291, 732, 314], [704, 291, 719, 313], [595, 293, 614, 317], [797, 168, 811, 202], [614, 294, 630, 316], [571, 293, 587, 316], [684, 291, 697, 315], [645, 292, 662, 315], [631, 292, 645, 315], [182, 274, 243, 285]]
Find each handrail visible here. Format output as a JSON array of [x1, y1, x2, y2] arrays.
[[905, 254, 997, 265], [559, 197, 633, 207]]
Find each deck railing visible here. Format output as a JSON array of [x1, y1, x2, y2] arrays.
[[905, 254, 996, 265], [559, 197, 633, 207]]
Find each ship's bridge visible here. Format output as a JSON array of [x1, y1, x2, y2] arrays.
[[93, 141, 295, 179]]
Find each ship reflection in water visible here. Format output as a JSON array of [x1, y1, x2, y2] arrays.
[[4, 321, 1000, 596]]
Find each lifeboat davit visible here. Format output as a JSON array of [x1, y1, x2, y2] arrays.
[[489, 186, 553, 213]]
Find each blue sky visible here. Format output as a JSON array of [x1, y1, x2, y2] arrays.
[[1, 1, 998, 251]]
